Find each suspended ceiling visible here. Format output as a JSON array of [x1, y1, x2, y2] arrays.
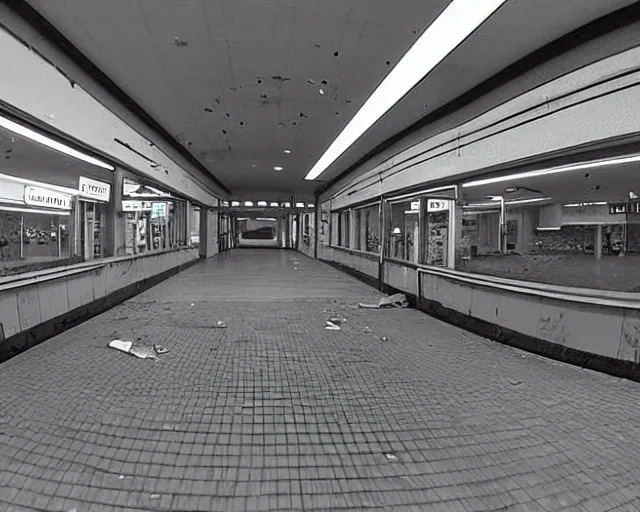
[[20, 0, 640, 199]]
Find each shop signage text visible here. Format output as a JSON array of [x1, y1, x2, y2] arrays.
[[150, 202, 167, 218], [24, 186, 71, 210], [427, 199, 449, 212], [79, 177, 111, 202], [122, 200, 153, 211]]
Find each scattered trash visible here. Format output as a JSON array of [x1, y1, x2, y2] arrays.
[[129, 345, 159, 360], [363, 327, 373, 334], [173, 36, 188, 47], [384, 453, 399, 462], [108, 340, 132, 354], [150, 494, 161, 500], [154, 344, 169, 354], [380, 336, 388, 342], [358, 293, 409, 309], [325, 321, 341, 331], [214, 321, 227, 329], [329, 317, 346, 325], [119, 475, 125, 480], [190, 303, 195, 307], [508, 379, 522, 386]]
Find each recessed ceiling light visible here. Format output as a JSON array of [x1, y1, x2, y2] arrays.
[[304, 0, 507, 181], [274, 166, 283, 171]]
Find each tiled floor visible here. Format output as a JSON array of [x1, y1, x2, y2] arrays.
[[1, 249, 640, 511]]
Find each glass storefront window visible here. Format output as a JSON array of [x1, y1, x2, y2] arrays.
[[423, 198, 452, 267], [190, 205, 200, 246], [331, 210, 351, 248], [388, 200, 419, 262], [0, 209, 78, 276], [354, 204, 379, 253]]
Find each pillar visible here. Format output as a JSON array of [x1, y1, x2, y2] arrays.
[[199, 207, 219, 258], [106, 167, 125, 257], [595, 224, 603, 260]]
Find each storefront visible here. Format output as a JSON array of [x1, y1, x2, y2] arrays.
[[121, 178, 189, 255], [77, 176, 111, 260], [0, 173, 77, 275]]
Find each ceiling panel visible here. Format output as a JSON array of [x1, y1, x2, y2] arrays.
[[23, 0, 639, 198]]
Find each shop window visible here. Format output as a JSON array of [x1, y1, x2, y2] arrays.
[[422, 198, 452, 267], [190, 205, 201, 246], [302, 213, 312, 245], [354, 204, 379, 253], [78, 201, 107, 260], [387, 200, 418, 262], [0, 209, 79, 276], [332, 210, 351, 248], [456, 154, 640, 291]]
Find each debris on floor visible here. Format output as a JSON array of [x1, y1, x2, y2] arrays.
[[379, 335, 388, 342], [150, 494, 161, 500], [154, 344, 169, 354], [508, 379, 522, 386], [108, 340, 132, 354], [384, 453, 399, 462], [328, 316, 346, 325], [363, 326, 373, 334], [129, 345, 159, 360], [358, 293, 409, 309], [325, 321, 341, 330], [214, 321, 227, 329]]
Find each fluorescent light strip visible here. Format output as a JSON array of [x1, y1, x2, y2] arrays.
[[505, 197, 551, 205], [536, 227, 561, 231], [0, 205, 71, 215], [0, 114, 115, 171], [463, 154, 640, 188], [0, 172, 79, 196], [564, 201, 607, 207], [304, 0, 506, 181]]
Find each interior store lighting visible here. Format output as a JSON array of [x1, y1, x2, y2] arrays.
[[257, 201, 268, 206], [304, 0, 507, 181], [463, 154, 640, 188], [0, 205, 71, 215], [0, 113, 115, 171], [564, 201, 607, 207], [505, 197, 551, 205]]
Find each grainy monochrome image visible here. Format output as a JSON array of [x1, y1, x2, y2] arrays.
[[1, 0, 640, 511]]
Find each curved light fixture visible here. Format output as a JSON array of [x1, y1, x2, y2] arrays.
[[304, 0, 507, 181]]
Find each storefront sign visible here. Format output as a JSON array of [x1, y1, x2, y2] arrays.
[[79, 177, 111, 202], [410, 201, 420, 210], [122, 200, 153, 212], [150, 202, 167, 218], [24, 186, 71, 210], [609, 203, 628, 215], [427, 199, 449, 212]]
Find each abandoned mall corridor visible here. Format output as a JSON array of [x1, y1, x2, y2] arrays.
[[1, 249, 639, 512]]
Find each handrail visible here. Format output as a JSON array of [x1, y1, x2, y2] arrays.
[[417, 265, 640, 310]]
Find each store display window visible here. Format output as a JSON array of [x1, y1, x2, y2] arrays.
[[354, 204, 379, 253], [121, 178, 188, 256]]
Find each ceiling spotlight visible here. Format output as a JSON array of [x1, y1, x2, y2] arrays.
[[274, 166, 283, 171]]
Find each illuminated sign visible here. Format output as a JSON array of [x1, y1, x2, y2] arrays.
[[150, 202, 167, 218], [24, 186, 71, 210], [79, 177, 111, 202], [427, 199, 449, 212], [122, 200, 153, 212]]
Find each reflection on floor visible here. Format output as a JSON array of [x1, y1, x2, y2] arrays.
[[1, 250, 640, 511], [463, 253, 640, 291]]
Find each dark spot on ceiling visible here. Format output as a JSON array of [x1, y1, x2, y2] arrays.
[[346, 99, 352, 103], [257, 79, 263, 84], [595, 185, 600, 190], [5, 149, 12, 153], [335, 112, 340, 116], [334, 51, 339, 57], [215, 99, 220, 104], [321, 80, 328, 85], [187, 141, 192, 146], [222, 129, 227, 134], [165, 169, 169, 174], [5, 156, 10, 159], [225, 113, 231, 118], [173, 36, 188, 47], [293, 121, 298, 126], [585, 173, 590, 178], [260, 93, 268, 99], [204, 107, 213, 113], [314, 43, 321, 48], [299, 112, 307, 118], [239, 121, 244, 126]]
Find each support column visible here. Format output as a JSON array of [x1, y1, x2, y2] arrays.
[[595, 224, 603, 260], [106, 167, 125, 257]]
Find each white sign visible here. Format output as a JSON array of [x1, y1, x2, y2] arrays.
[[427, 199, 449, 212], [79, 177, 111, 202], [410, 201, 420, 210], [24, 186, 71, 210], [122, 200, 153, 212]]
